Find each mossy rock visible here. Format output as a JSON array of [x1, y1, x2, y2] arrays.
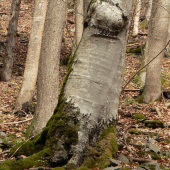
[[64, 163, 76, 170], [144, 120, 165, 128], [165, 137, 170, 144], [118, 144, 124, 151], [126, 47, 141, 54], [133, 113, 146, 120], [121, 167, 132, 170], [51, 168, 65, 170], [82, 125, 118, 169], [149, 132, 158, 138], [128, 128, 147, 135], [139, 161, 164, 170], [161, 76, 170, 87], [146, 151, 160, 160], [76, 166, 89, 170]]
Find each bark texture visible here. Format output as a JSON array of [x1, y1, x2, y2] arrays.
[[75, 0, 84, 45], [17, 0, 48, 107], [165, 21, 170, 57], [146, 0, 153, 23], [83, 0, 91, 18], [27, 0, 67, 136], [0, 1, 132, 169], [1, 0, 21, 81], [64, 0, 133, 165], [132, 0, 141, 36], [143, 0, 170, 103]]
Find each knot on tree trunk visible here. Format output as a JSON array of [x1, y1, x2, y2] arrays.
[[84, 0, 128, 35]]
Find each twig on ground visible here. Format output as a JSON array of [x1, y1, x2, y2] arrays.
[[0, 118, 33, 125]]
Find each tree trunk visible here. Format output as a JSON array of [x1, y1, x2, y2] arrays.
[[143, 0, 170, 103], [132, 0, 141, 36], [146, 0, 153, 23], [1, 0, 21, 81], [83, 0, 91, 18], [16, 0, 48, 107], [165, 21, 170, 57], [27, 0, 67, 136], [75, 0, 84, 45], [63, 0, 132, 166], [0, 0, 133, 169]]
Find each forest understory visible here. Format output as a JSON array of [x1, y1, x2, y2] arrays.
[[0, 0, 170, 169]]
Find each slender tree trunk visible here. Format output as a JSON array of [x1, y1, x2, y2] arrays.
[[146, 0, 153, 23], [165, 21, 170, 57], [75, 0, 84, 45], [1, 0, 21, 81], [143, 0, 170, 103], [132, 0, 141, 36], [83, 0, 91, 18], [27, 0, 67, 136], [16, 0, 48, 107]]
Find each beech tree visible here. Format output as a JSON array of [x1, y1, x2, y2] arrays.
[[27, 0, 67, 136], [74, 0, 91, 46], [143, 0, 170, 103], [75, 0, 84, 45], [145, 0, 153, 23], [165, 22, 170, 57], [0, 0, 132, 169], [1, 0, 21, 81], [16, 0, 48, 107], [132, 0, 141, 36]]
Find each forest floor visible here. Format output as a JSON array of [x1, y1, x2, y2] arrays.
[[0, 0, 170, 169]]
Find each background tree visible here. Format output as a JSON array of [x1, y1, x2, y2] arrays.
[[143, 0, 170, 103], [1, 0, 21, 81], [146, 0, 153, 23], [75, 0, 84, 45], [83, 0, 91, 17], [132, 0, 141, 36], [165, 22, 170, 57], [16, 0, 48, 107], [27, 0, 67, 136]]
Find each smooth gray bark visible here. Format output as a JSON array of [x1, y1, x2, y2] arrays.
[[27, 0, 67, 136], [146, 0, 153, 23], [143, 0, 170, 103], [17, 0, 48, 107], [75, 0, 84, 45], [62, 0, 133, 165], [132, 0, 141, 36], [1, 0, 21, 81]]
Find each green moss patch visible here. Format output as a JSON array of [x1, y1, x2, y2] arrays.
[[133, 113, 146, 120], [82, 125, 117, 169], [149, 132, 158, 138], [161, 76, 170, 87], [146, 151, 160, 160], [126, 47, 141, 54], [128, 129, 148, 135], [10, 127, 50, 157], [165, 137, 170, 144], [52, 168, 65, 170], [0, 148, 51, 170], [144, 120, 165, 128]]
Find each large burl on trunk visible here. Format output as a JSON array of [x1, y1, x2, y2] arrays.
[[0, 0, 132, 169]]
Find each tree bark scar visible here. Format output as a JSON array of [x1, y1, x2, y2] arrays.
[[91, 33, 119, 40], [85, 0, 128, 36]]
